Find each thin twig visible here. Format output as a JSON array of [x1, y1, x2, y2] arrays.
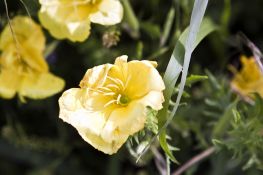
[[151, 147, 167, 175], [238, 32, 263, 73], [3, 0, 21, 59], [19, 0, 31, 18], [172, 147, 215, 175]]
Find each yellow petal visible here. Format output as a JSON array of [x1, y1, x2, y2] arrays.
[[20, 47, 48, 72], [38, 3, 91, 42], [139, 91, 165, 110], [59, 88, 126, 154], [0, 16, 45, 52], [0, 68, 20, 99], [79, 64, 112, 89], [101, 101, 146, 143], [101, 91, 164, 144], [89, 0, 123, 25], [128, 60, 165, 99], [59, 88, 106, 135], [231, 56, 263, 98], [78, 127, 128, 154], [19, 72, 65, 99], [110, 58, 165, 99], [58, 55, 165, 154], [0, 16, 47, 72]]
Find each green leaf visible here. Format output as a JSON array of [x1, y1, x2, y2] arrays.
[[159, 0, 211, 162], [137, 0, 216, 162], [159, 131, 179, 164], [141, 22, 161, 40], [160, 7, 176, 46], [177, 17, 218, 52], [185, 74, 208, 87], [205, 69, 221, 90]]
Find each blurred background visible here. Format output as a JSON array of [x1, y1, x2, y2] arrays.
[[0, 0, 263, 174]]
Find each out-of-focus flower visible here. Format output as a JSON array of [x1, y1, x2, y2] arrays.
[[59, 55, 165, 154], [102, 30, 120, 48], [231, 55, 263, 98], [38, 0, 123, 42], [0, 16, 65, 101]]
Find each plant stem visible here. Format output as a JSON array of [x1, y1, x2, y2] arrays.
[[172, 147, 215, 175]]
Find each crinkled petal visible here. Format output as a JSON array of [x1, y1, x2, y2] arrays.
[[20, 46, 48, 72], [101, 100, 146, 143], [59, 88, 126, 154], [0, 16, 47, 71], [127, 60, 165, 99], [0, 16, 45, 52], [231, 56, 263, 98], [59, 88, 106, 135], [89, 0, 123, 25], [19, 72, 65, 99], [107, 56, 165, 99], [101, 91, 164, 143], [78, 127, 128, 154], [39, 7, 91, 42], [139, 91, 164, 111], [0, 69, 20, 99], [79, 64, 112, 89]]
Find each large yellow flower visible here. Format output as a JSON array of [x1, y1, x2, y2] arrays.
[[0, 16, 65, 101], [38, 0, 123, 42], [59, 55, 165, 154], [231, 55, 263, 98]]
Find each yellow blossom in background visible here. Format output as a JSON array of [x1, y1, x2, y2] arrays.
[[38, 0, 123, 42], [231, 55, 263, 98], [59, 55, 165, 154], [0, 16, 65, 101]]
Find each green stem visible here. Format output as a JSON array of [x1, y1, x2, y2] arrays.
[[121, 0, 140, 38]]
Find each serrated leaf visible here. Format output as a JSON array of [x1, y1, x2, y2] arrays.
[[212, 99, 238, 138], [212, 139, 223, 147], [159, 131, 179, 164], [146, 108, 158, 134], [232, 109, 241, 124], [205, 69, 221, 90]]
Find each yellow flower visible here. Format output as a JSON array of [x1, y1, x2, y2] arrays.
[[231, 55, 263, 98], [59, 55, 165, 154], [38, 0, 123, 42], [0, 16, 65, 101]]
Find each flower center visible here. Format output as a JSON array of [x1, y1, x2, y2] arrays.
[[117, 94, 130, 106]]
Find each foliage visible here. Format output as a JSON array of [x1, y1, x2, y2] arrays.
[[0, 0, 263, 175]]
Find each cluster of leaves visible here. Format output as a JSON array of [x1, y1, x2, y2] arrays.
[[216, 95, 263, 170]]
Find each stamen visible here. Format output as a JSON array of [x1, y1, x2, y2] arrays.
[[104, 99, 117, 108], [98, 86, 113, 92], [116, 94, 122, 105], [106, 84, 121, 91], [103, 92, 116, 96], [107, 76, 125, 90], [86, 87, 105, 94]]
